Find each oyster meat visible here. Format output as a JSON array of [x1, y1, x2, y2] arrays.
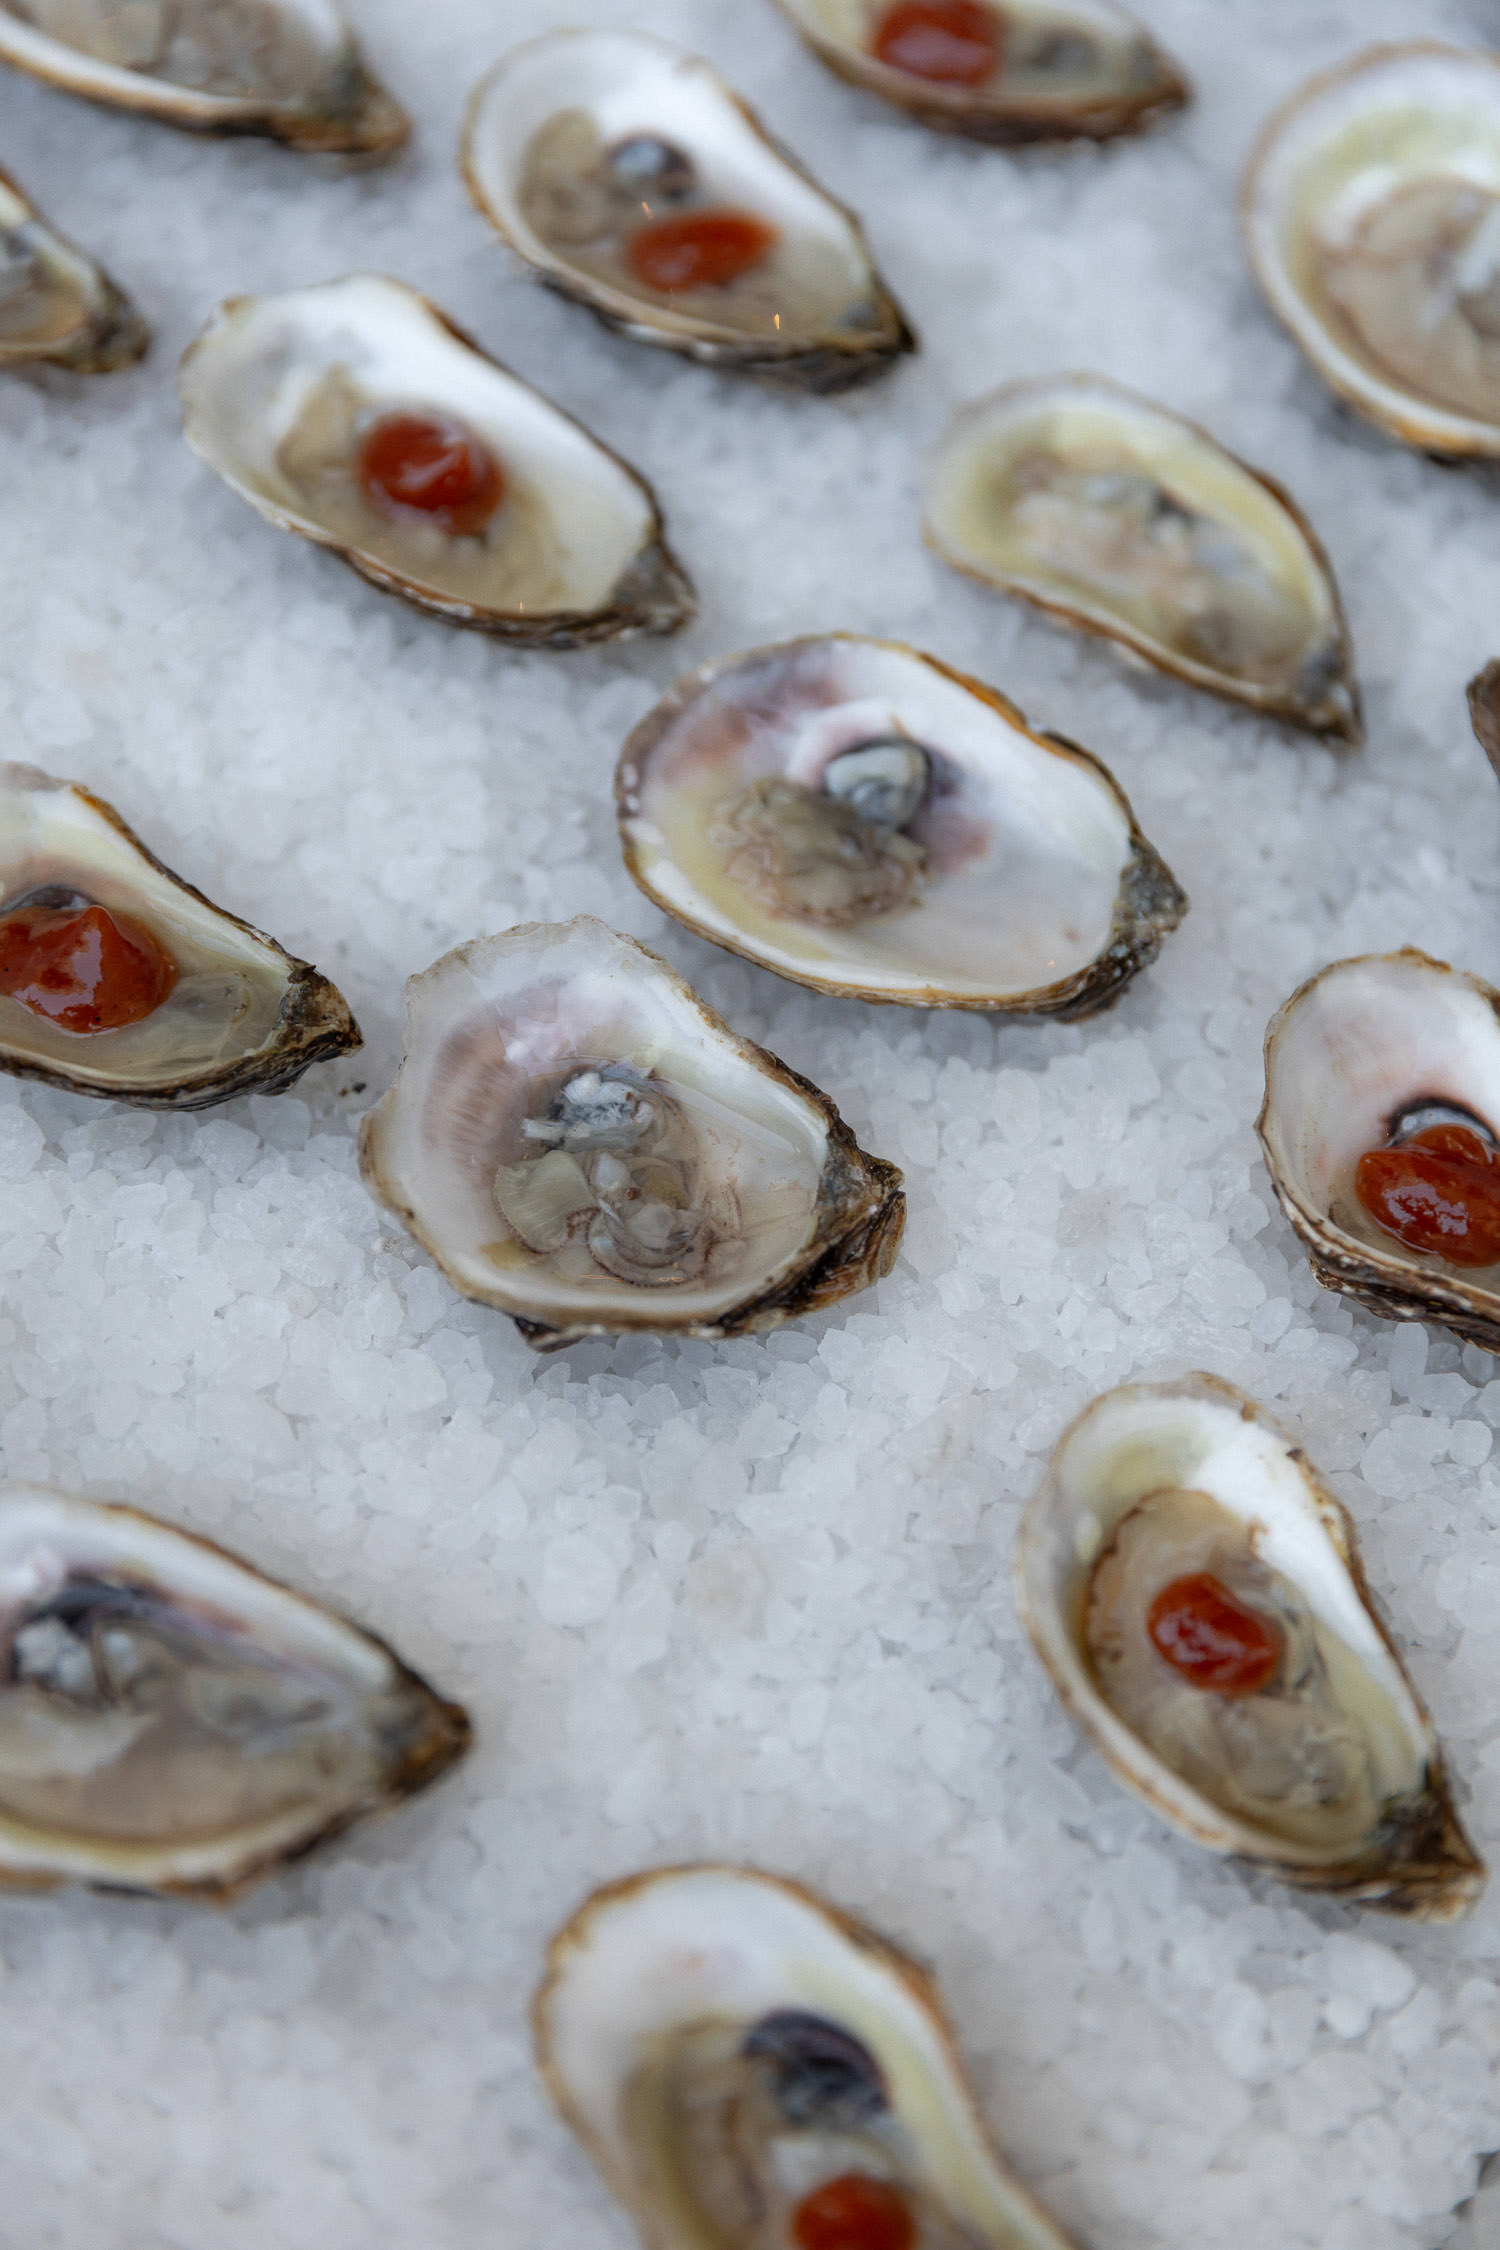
[[0, 0, 406, 155], [1243, 43, 1500, 457], [0, 1483, 470, 1900], [537, 1863, 1081, 2250], [359, 917, 904, 1351], [926, 375, 1361, 741], [1017, 1374, 1483, 1916], [1259, 947, 1500, 1349], [462, 30, 916, 391], [617, 634, 1186, 1014], [180, 275, 695, 646], [772, 0, 1188, 146], [1469, 658, 1500, 782], [0, 761, 359, 1107], [0, 164, 145, 372]]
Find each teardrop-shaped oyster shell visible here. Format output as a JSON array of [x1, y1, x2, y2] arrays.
[[0, 1483, 470, 1901], [359, 916, 904, 1352], [0, 0, 406, 156], [0, 762, 359, 1107], [179, 275, 695, 646], [617, 634, 1186, 1015], [1259, 947, 1500, 1348], [461, 30, 916, 392], [1016, 1374, 1483, 1919], [926, 374, 1361, 741], [0, 164, 145, 372], [536, 1863, 1082, 2250], [1243, 44, 1500, 458], [774, 0, 1188, 146]]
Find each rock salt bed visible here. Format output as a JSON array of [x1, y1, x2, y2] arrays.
[[0, 0, 1499, 2244]]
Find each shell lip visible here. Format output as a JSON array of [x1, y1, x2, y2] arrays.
[[925, 373, 1363, 743], [615, 631, 1187, 1015]]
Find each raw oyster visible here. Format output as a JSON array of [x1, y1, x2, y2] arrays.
[[1016, 1374, 1483, 1917], [536, 1863, 1081, 2250], [0, 1483, 470, 1900], [1259, 947, 1500, 1349], [0, 761, 359, 1107], [773, 0, 1187, 146], [180, 275, 695, 645], [462, 30, 916, 391], [926, 375, 1361, 741], [0, 0, 406, 156], [617, 634, 1186, 1014], [0, 164, 145, 372], [1243, 44, 1500, 458], [359, 917, 904, 1351], [1469, 659, 1500, 782]]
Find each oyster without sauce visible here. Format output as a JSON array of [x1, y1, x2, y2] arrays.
[[0, 0, 407, 155], [1017, 1375, 1482, 1916], [0, 762, 358, 1107], [1469, 658, 1500, 782], [617, 634, 1186, 1013], [462, 30, 915, 391], [1243, 44, 1500, 457], [536, 1864, 1081, 2250], [179, 275, 694, 645], [772, 0, 1187, 145], [0, 165, 145, 371], [359, 918, 904, 1351], [0, 1484, 470, 1899], [926, 376, 1361, 741]]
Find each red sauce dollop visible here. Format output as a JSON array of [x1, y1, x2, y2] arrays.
[[625, 211, 778, 293], [870, 0, 1001, 86], [1355, 1122, 1500, 1267], [356, 411, 505, 537], [1146, 1572, 1281, 1697], [0, 903, 177, 1033], [792, 2175, 915, 2250]]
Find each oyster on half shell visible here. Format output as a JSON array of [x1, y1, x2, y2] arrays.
[[0, 164, 145, 372], [773, 0, 1188, 146], [0, 762, 359, 1107], [0, 0, 407, 156], [536, 1863, 1082, 2250], [1017, 1375, 1483, 1917], [359, 918, 904, 1352], [462, 30, 915, 391], [0, 1484, 470, 1901], [617, 634, 1186, 1014], [926, 375, 1361, 741], [179, 275, 695, 646]]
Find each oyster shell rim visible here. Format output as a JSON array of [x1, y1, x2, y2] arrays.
[[0, 161, 148, 374], [923, 370, 1365, 746], [615, 631, 1189, 1017], [177, 274, 698, 649], [1014, 1371, 1485, 1920]]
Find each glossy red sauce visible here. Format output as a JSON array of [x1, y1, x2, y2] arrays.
[[0, 903, 177, 1033], [1146, 1572, 1281, 1697], [1355, 1122, 1500, 1267], [356, 411, 505, 537], [792, 2175, 916, 2250], [625, 210, 778, 293], [870, 0, 1001, 86]]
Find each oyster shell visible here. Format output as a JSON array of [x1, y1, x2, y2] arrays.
[[0, 761, 359, 1107], [925, 375, 1361, 741], [359, 917, 904, 1352], [1016, 1374, 1483, 1917], [536, 1863, 1081, 2250], [0, 164, 145, 372], [179, 275, 695, 646], [0, 1482, 470, 1901], [0, 0, 406, 156], [617, 634, 1186, 1015], [773, 0, 1188, 146], [1243, 44, 1500, 458], [1258, 947, 1500, 1349], [461, 30, 916, 392]]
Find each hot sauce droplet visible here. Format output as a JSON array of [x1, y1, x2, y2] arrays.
[[356, 411, 505, 537], [1355, 1122, 1500, 1267], [792, 2175, 916, 2250], [870, 0, 1001, 86], [1146, 1572, 1280, 1697], [625, 210, 779, 293], [0, 903, 177, 1033]]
